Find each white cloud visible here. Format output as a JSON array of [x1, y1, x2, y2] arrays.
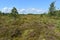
[[28, 8, 35, 10], [1, 7, 47, 14], [20, 9, 25, 12], [1, 7, 12, 13], [25, 8, 47, 14], [17, 9, 26, 14]]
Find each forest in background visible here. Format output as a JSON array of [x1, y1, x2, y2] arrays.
[[0, 1, 60, 40]]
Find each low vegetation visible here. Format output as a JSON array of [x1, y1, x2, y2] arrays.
[[0, 1, 60, 40]]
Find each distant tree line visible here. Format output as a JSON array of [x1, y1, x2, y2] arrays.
[[0, 1, 60, 17]]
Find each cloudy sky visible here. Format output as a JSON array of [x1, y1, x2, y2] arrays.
[[0, 0, 60, 14]]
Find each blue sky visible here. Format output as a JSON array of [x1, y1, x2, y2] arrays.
[[0, 0, 60, 13]]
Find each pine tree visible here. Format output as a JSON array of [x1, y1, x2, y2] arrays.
[[48, 1, 56, 16], [11, 7, 18, 18]]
